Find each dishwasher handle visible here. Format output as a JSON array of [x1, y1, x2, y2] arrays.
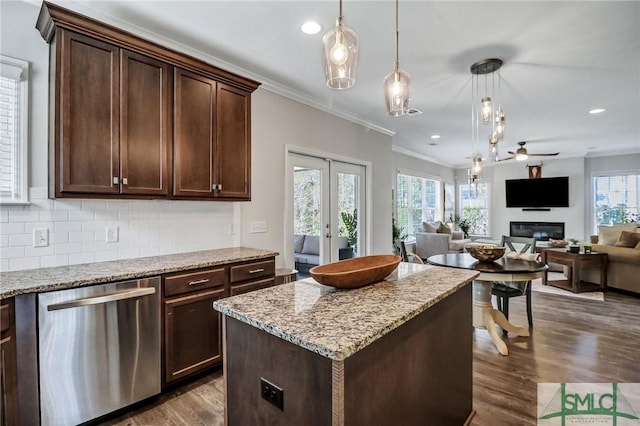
[[47, 287, 156, 311]]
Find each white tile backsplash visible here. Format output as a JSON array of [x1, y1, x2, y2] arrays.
[[0, 187, 240, 271]]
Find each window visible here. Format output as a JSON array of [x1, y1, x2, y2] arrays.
[[459, 182, 490, 236], [396, 173, 440, 236], [593, 173, 639, 232], [0, 55, 29, 204]]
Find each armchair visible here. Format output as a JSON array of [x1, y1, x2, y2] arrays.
[[414, 222, 472, 260]]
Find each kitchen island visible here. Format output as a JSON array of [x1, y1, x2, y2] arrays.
[[214, 262, 479, 425]]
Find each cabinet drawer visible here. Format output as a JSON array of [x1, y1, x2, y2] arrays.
[[230, 278, 274, 296], [230, 260, 274, 283], [164, 268, 226, 298]]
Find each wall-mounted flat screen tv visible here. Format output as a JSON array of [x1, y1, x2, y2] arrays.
[[505, 176, 569, 208]]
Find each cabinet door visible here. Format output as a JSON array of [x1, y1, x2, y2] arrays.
[[164, 288, 224, 385], [120, 50, 170, 195], [0, 299, 19, 425], [216, 84, 251, 199], [59, 30, 120, 194], [173, 68, 216, 198]]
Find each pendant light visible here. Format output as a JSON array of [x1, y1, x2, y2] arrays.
[[470, 58, 506, 161], [384, 0, 411, 117], [322, 0, 359, 90]]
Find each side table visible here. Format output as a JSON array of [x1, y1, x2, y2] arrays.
[[541, 248, 608, 293]]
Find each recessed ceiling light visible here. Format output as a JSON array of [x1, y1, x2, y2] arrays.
[[301, 21, 322, 35], [589, 108, 606, 114], [430, 134, 441, 139]]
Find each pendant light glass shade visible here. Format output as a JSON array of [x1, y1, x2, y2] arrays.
[[384, 0, 410, 116], [384, 63, 411, 116], [481, 97, 492, 124], [494, 108, 506, 139], [322, 15, 359, 90]]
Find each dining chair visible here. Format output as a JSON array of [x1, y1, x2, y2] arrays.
[[395, 238, 424, 264], [491, 235, 537, 333]]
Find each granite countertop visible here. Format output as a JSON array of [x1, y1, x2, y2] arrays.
[[214, 263, 478, 361], [0, 247, 278, 299]]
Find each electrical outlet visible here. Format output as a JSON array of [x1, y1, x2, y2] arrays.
[[33, 228, 49, 247], [106, 226, 119, 243], [250, 221, 268, 234], [260, 378, 284, 410]]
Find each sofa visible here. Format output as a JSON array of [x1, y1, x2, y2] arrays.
[[584, 224, 640, 294], [415, 221, 472, 260], [294, 234, 351, 275]]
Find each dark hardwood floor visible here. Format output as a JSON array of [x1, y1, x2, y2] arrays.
[[101, 289, 640, 426]]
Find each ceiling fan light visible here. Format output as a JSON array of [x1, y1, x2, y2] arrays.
[[384, 64, 411, 116], [515, 147, 528, 161], [322, 13, 358, 90]]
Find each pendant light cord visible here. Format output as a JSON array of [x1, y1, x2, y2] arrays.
[[395, 0, 400, 65]]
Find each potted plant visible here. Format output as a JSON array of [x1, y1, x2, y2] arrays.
[[567, 238, 580, 253], [451, 214, 472, 239], [392, 219, 406, 254], [340, 209, 358, 254]]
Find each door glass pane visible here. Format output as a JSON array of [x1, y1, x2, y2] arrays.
[[337, 172, 358, 257], [293, 167, 321, 236]]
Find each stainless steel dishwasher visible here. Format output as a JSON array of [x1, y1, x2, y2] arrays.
[[38, 276, 161, 425]]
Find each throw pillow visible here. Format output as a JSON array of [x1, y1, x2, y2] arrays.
[[421, 221, 438, 233], [436, 221, 451, 235], [598, 224, 637, 245], [294, 234, 305, 253], [301, 235, 320, 255], [635, 240, 640, 250], [615, 230, 640, 248]]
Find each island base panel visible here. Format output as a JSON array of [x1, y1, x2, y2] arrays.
[[225, 317, 333, 426], [343, 284, 472, 425], [223, 284, 472, 425]]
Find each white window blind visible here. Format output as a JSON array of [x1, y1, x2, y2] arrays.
[[0, 55, 29, 204]]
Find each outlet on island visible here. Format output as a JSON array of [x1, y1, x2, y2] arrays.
[[260, 378, 284, 410]]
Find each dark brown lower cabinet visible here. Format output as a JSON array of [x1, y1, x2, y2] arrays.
[[0, 298, 19, 425], [164, 288, 225, 386]]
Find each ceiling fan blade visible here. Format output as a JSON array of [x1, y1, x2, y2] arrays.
[[529, 152, 560, 157], [507, 151, 516, 155], [496, 155, 515, 162]]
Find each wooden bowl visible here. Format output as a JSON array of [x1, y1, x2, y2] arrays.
[[310, 255, 401, 289], [466, 245, 506, 262], [549, 238, 568, 248]]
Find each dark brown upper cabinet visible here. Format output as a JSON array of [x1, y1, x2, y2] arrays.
[[37, 1, 259, 201], [174, 71, 251, 200], [52, 31, 170, 197]]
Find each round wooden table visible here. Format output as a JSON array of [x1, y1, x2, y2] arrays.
[[427, 253, 548, 355]]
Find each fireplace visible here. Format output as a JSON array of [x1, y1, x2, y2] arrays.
[[510, 221, 564, 241]]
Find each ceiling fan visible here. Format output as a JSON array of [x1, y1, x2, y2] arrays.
[[499, 141, 559, 161]]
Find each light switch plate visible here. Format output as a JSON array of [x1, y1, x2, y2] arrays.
[[33, 228, 49, 247], [250, 221, 267, 234]]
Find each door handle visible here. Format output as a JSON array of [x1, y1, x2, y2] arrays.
[[47, 287, 156, 311], [325, 233, 332, 238]]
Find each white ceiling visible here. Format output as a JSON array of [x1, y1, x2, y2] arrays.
[[44, 1, 640, 168]]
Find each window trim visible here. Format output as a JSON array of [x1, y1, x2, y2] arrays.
[[395, 170, 442, 236], [591, 170, 640, 234], [0, 55, 29, 205], [458, 180, 491, 237]]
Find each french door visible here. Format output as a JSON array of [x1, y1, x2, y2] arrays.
[[291, 153, 366, 265]]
